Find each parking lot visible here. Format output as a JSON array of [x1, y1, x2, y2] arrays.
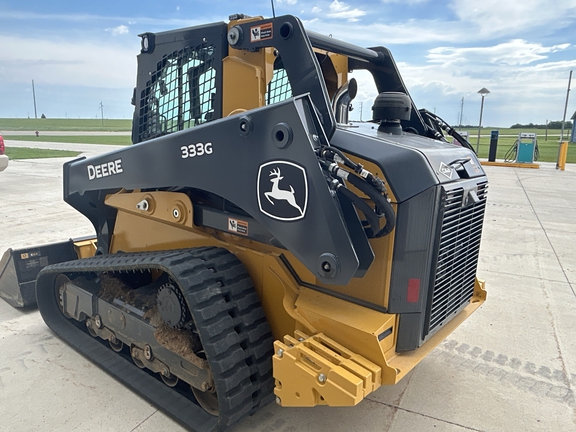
[[1, 146, 575, 431]]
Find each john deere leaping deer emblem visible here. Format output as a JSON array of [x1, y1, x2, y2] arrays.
[[265, 168, 304, 216], [257, 161, 308, 221]]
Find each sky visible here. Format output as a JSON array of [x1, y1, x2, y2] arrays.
[[1, 0, 575, 128]]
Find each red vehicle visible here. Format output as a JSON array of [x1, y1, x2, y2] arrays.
[[0, 134, 8, 172]]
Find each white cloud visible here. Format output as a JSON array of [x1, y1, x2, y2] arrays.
[[278, 0, 298, 4], [303, 18, 467, 45], [327, 1, 366, 22], [394, 47, 576, 126], [106, 25, 129, 36], [428, 40, 571, 66], [0, 34, 137, 89], [381, 0, 429, 3], [311, 6, 321, 13], [0, 10, 211, 34], [450, 0, 576, 38]]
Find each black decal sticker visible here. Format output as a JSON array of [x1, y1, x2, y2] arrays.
[[228, 218, 248, 236], [257, 161, 308, 221], [250, 23, 273, 42]]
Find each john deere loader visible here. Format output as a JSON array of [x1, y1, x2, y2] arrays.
[[0, 13, 488, 431]]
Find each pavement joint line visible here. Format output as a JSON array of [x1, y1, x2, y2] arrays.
[[366, 398, 486, 431], [514, 167, 576, 279], [513, 169, 575, 401], [129, 409, 159, 432], [481, 269, 572, 286]]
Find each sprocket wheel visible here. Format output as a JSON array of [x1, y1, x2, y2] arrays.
[[157, 282, 189, 328]]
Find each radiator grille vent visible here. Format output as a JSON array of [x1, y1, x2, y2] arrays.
[[428, 181, 488, 335]]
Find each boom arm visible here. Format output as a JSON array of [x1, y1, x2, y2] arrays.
[[64, 96, 370, 286]]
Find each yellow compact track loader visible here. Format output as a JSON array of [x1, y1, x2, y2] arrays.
[[0, 13, 487, 431]]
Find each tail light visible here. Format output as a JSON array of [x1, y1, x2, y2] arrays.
[[0, 135, 4, 154]]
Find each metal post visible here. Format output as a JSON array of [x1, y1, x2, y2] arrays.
[[557, 70, 572, 169], [560, 70, 572, 142], [476, 88, 490, 154], [476, 95, 485, 153], [32, 80, 38, 119]]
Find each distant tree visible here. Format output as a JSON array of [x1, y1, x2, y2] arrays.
[[41, 113, 46, 119], [510, 121, 571, 129]]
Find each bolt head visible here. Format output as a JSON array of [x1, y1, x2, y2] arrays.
[[318, 373, 327, 383], [277, 348, 284, 358], [276, 396, 282, 405]]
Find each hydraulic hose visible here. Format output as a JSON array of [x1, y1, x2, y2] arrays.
[[336, 185, 381, 238], [320, 155, 396, 238], [345, 172, 396, 237]]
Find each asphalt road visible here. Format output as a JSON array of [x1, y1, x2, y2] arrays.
[[1, 147, 575, 431]]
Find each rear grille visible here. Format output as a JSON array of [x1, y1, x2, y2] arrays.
[[428, 181, 488, 335]]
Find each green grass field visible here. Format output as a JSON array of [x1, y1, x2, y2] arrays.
[[0, 118, 132, 131], [2, 118, 573, 163], [5, 147, 81, 159], [457, 129, 574, 163], [3, 135, 131, 145]]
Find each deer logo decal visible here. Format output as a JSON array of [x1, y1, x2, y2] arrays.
[[257, 161, 308, 221]]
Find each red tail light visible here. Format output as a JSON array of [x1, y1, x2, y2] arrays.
[[407, 278, 420, 303], [0, 135, 4, 154]]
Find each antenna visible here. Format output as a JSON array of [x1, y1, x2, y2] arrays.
[[271, 0, 276, 18]]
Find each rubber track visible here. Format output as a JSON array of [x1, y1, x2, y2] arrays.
[[36, 247, 274, 431]]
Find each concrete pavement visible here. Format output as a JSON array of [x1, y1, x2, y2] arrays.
[[1, 149, 575, 431]]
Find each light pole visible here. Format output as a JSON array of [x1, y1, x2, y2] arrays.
[[476, 88, 490, 153]]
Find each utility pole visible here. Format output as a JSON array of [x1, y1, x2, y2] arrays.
[[560, 70, 572, 142], [458, 96, 464, 129], [557, 70, 572, 169], [32, 80, 38, 119], [99, 102, 104, 126], [545, 119, 548, 141]]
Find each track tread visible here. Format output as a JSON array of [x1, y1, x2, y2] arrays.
[[36, 247, 274, 431]]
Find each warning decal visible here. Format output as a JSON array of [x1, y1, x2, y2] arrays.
[[250, 23, 273, 42], [228, 218, 249, 236]]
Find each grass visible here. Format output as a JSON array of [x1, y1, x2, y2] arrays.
[[3, 135, 131, 145], [459, 127, 569, 138], [0, 118, 132, 132], [5, 147, 82, 160], [460, 133, 575, 163], [1, 120, 572, 162]]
